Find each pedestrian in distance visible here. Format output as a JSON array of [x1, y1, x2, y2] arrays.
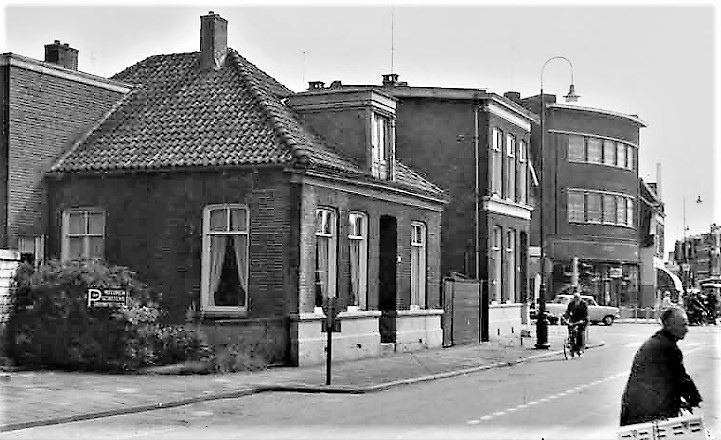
[[620, 307, 702, 426], [704, 291, 717, 325], [661, 291, 673, 310], [563, 287, 588, 356]]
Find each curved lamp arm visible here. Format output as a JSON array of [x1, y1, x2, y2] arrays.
[[541, 56, 579, 102]]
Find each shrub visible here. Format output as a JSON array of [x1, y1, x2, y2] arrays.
[[8, 259, 212, 372]]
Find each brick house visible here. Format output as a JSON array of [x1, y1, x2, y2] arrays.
[[42, 12, 447, 366], [517, 93, 646, 308], [298, 76, 538, 341], [0, 42, 130, 261]]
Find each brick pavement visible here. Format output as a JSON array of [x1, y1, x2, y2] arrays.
[[0, 324, 605, 432]]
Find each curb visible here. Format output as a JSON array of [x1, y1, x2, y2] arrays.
[[0, 341, 605, 432]]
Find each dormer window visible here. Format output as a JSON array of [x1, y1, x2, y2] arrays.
[[371, 112, 393, 180]]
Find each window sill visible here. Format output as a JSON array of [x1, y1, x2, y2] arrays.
[[199, 309, 249, 319]]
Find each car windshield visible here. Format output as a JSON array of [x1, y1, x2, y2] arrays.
[[551, 296, 570, 304]]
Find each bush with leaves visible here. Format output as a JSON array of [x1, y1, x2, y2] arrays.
[[8, 259, 212, 372]]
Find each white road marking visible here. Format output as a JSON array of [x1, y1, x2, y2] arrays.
[[467, 370, 631, 424]]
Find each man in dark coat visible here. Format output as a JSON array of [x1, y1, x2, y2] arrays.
[[620, 307, 702, 426]]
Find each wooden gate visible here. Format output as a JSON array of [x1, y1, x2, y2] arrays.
[[442, 275, 481, 346]]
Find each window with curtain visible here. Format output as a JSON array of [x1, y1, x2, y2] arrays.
[[61, 208, 105, 261], [492, 127, 503, 197], [586, 193, 602, 223], [603, 140, 616, 166], [506, 134, 516, 201], [603, 194, 616, 224], [617, 195, 627, 225], [492, 226, 502, 303], [348, 212, 368, 309], [518, 140, 527, 204], [587, 138, 602, 164], [626, 198, 634, 227], [315, 208, 337, 306], [567, 191, 585, 223], [568, 135, 585, 161], [410, 222, 427, 309], [201, 204, 249, 312], [617, 143, 627, 168], [506, 229, 516, 303], [627, 146, 635, 171]]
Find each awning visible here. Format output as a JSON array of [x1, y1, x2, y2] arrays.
[[656, 265, 683, 292]]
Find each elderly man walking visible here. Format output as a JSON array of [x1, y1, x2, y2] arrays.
[[620, 307, 702, 426]]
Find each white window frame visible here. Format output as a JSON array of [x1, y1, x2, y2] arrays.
[[518, 140, 527, 204], [506, 229, 516, 304], [348, 212, 368, 309], [371, 113, 393, 180], [492, 226, 502, 303], [201, 204, 250, 314], [410, 222, 427, 309], [61, 208, 105, 261], [491, 127, 503, 197], [506, 134, 516, 201], [315, 208, 338, 301]]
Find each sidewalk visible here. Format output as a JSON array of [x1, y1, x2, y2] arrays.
[[0, 325, 601, 432]]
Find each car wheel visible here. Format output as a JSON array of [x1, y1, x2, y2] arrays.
[[602, 315, 614, 326]]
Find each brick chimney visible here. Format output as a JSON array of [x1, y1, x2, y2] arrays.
[[44, 40, 79, 70], [503, 91, 522, 104], [200, 11, 228, 70], [382, 73, 399, 87]]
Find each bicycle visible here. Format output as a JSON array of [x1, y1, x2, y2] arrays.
[[562, 318, 586, 360]]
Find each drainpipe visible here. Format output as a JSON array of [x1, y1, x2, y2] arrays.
[[474, 107, 480, 280]]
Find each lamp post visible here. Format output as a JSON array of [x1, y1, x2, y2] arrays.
[[535, 56, 579, 349], [681, 195, 702, 290]]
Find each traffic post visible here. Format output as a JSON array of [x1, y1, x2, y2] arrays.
[[321, 297, 343, 385]]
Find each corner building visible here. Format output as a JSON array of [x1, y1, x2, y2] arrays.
[[519, 94, 646, 306]]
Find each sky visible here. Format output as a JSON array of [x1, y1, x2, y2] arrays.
[[1, 0, 719, 259]]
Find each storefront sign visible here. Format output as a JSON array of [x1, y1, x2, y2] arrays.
[[87, 288, 128, 308]]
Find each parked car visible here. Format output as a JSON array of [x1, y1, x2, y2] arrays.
[[544, 294, 620, 326]]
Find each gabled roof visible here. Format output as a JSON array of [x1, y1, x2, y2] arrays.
[[48, 50, 445, 200]]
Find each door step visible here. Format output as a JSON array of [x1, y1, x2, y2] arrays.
[[380, 342, 396, 357]]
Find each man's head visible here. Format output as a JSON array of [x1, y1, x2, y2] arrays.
[[572, 288, 581, 301], [660, 307, 689, 340]]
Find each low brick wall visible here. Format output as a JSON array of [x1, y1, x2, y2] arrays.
[[0, 250, 21, 358]]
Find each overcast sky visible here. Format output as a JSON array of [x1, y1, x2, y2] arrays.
[[1, 1, 719, 257]]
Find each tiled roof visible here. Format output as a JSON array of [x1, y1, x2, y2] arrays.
[[49, 50, 445, 200]]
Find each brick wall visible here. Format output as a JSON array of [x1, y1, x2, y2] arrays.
[[298, 181, 443, 313], [5, 64, 125, 248], [0, 66, 8, 245], [0, 249, 20, 358], [46, 168, 292, 323], [395, 98, 477, 277]]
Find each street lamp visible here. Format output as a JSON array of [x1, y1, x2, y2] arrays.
[[681, 195, 703, 290], [535, 56, 579, 350]]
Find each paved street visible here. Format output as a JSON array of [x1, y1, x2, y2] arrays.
[[2, 323, 717, 440]]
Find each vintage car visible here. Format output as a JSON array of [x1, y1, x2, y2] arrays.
[[543, 294, 620, 326]]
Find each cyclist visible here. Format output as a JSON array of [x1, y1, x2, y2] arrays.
[[563, 288, 588, 356]]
